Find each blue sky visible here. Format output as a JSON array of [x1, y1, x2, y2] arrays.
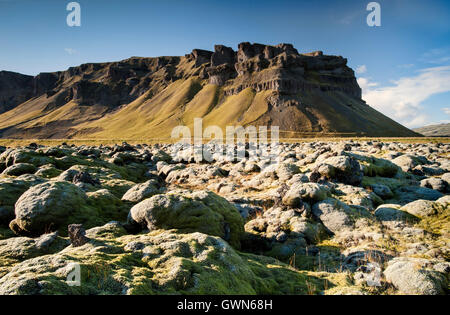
[[1, 0, 449, 128]]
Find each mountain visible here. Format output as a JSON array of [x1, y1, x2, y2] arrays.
[[413, 123, 450, 137], [0, 42, 419, 139]]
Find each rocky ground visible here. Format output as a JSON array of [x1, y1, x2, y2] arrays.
[[0, 140, 448, 295]]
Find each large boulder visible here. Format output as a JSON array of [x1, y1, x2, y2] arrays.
[[10, 181, 88, 236], [2, 163, 37, 176], [121, 179, 162, 203], [312, 198, 356, 233], [244, 205, 327, 259], [275, 163, 300, 181], [0, 175, 46, 225], [394, 186, 443, 204], [374, 204, 418, 223], [0, 148, 52, 167], [369, 184, 394, 199], [359, 156, 400, 178], [282, 183, 330, 207], [400, 200, 440, 218], [392, 154, 427, 172], [384, 258, 448, 295], [420, 177, 448, 193], [312, 155, 363, 185], [128, 190, 244, 248]]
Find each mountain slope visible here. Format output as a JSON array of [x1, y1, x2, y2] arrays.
[[0, 42, 420, 139], [413, 123, 450, 137]]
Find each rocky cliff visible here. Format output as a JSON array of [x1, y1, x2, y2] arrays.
[[0, 42, 419, 139]]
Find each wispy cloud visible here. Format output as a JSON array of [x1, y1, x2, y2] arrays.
[[337, 10, 364, 25], [64, 48, 78, 55], [397, 64, 415, 69], [443, 107, 450, 116], [355, 65, 367, 74], [359, 66, 450, 128], [420, 48, 450, 65]]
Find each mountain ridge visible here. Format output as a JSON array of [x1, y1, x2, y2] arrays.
[[413, 123, 450, 137], [0, 42, 420, 139]]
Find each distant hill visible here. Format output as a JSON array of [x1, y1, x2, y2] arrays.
[[413, 123, 450, 137], [0, 42, 420, 139]]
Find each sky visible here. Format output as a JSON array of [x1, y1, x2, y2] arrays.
[[0, 0, 449, 128]]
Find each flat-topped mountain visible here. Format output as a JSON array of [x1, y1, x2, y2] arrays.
[[0, 42, 419, 139]]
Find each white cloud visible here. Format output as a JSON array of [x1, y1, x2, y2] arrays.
[[359, 66, 450, 128], [357, 77, 378, 90], [356, 65, 367, 74], [443, 107, 450, 115], [64, 48, 78, 55]]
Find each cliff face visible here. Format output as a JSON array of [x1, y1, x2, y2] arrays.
[[202, 43, 361, 99], [0, 42, 419, 139], [0, 71, 34, 114]]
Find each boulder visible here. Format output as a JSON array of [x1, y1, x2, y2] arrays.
[[400, 200, 440, 218], [0, 231, 68, 276], [128, 190, 244, 248], [0, 176, 46, 225], [374, 204, 418, 222], [315, 155, 363, 185], [384, 258, 447, 295], [312, 198, 355, 233], [276, 163, 300, 181], [121, 179, 162, 203], [68, 224, 89, 247], [282, 183, 330, 207], [392, 155, 425, 172], [420, 177, 448, 193], [369, 184, 394, 199], [2, 163, 37, 176], [10, 181, 88, 236], [394, 186, 443, 204], [34, 164, 62, 178]]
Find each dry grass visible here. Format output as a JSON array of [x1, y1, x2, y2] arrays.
[[0, 137, 448, 148]]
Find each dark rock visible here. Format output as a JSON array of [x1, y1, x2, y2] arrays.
[[68, 224, 90, 247], [72, 172, 101, 186]]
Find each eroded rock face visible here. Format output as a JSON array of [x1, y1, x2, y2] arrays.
[[0, 71, 34, 114], [204, 42, 361, 99]]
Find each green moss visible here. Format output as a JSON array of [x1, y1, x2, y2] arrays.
[[361, 176, 405, 190], [0, 228, 331, 295], [417, 205, 450, 237]]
